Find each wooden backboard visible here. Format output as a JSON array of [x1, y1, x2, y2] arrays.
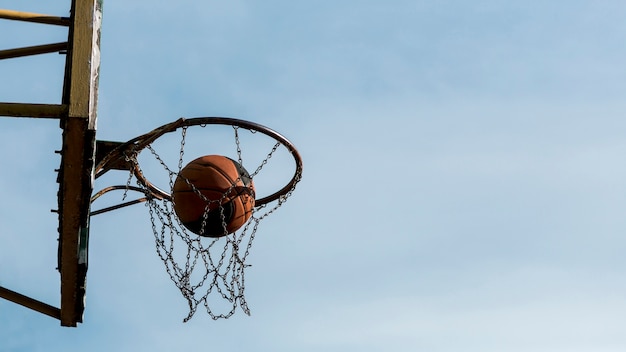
[[57, 0, 102, 327], [0, 0, 101, 327]]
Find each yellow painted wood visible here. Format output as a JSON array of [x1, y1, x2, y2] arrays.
[[0, 102, 67, 118], [59, 0, 102, 327], [0, 42, 67, 60], [0, 9, 69, 26]]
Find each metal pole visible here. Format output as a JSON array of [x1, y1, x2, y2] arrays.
[[0, 103, 67, 118], [0, 42, 67, 60], [58, 0, 102, 327], [0, 286, 61, 320], [0, 9, 69, 26]]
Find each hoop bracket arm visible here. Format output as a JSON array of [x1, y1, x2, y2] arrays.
[[0, 285, 61, 320]]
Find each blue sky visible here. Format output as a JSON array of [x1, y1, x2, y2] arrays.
[[2, 1, 626, 351]]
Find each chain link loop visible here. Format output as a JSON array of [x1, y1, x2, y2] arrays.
[[121, 124, 301, 322]]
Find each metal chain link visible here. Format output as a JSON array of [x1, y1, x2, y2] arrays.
[[124, 125, 301, 322], [251, 142, 281, 177], [121, 149, 138, 200], [233, 126, 243, 165]]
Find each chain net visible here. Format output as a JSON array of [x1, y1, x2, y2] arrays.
[[122, 125, 301, 321]]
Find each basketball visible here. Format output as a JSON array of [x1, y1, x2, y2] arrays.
[[172, 155, 255, 237]]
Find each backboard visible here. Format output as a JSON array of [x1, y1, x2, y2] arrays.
[[1, 0, 302, 326], [57, 0, 102, 327], [0, 0, 101, 327]]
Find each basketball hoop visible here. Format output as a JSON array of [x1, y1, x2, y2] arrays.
[[91, 117, 303, 321]]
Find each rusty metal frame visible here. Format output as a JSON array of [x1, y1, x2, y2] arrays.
[[0, 9, 70, 26], [0, 42, 68, 60], [0, 0, 101, 327], [0, 286, 61, 320], [93, 117, 304, 207], [0, 9, 69, 60], [0, 102, 68, 118], [57, 0, 101, 327]]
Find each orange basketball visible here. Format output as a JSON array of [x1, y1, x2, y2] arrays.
[[172, 155, 255, 237]]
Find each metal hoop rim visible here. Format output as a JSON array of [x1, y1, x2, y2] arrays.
[[95, 117, 303, 206]]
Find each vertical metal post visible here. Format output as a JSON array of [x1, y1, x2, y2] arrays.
[[58, 0, 101, 327]]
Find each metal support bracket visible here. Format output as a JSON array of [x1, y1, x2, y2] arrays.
[[0, 286, 61, 320]]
